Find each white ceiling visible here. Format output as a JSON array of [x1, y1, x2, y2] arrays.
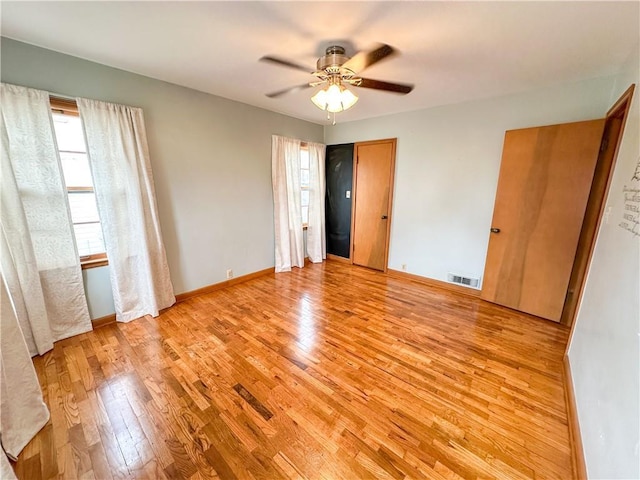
[[2, 1, 639, 125]]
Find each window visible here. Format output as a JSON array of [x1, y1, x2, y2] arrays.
[[50, 98, 108, 268], [300, 146, 310, 227]]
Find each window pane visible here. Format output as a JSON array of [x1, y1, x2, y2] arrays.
[[73, 223, 106, 257], [300, 149, 309, 169], [301, 206, 309, 225], [52, 109, 105, 260], [60, 152, 93, 187], [52, 113, 86, 152], [301, 169, 310, 187], [301, 189, 310, 207], [68, 192, 100, 223]]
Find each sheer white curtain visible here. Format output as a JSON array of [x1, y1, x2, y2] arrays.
[[0, 276, 49, 462], [0, 452, 16, 480], [77, 99, 175, 322], [0, 83, 92, 355], [272, 135, 304, 273], [306, 141, 326, 263]]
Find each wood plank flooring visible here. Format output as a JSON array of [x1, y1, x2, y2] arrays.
[[12, 261, 572, 479]]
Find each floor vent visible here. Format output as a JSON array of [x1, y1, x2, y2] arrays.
[[447, 273, 480, 289]]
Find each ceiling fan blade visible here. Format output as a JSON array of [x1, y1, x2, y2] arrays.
[[342, 44, 396, 74], [354, 78, 414, 94], [266, 83, 312, 98], [260, 55, 314, 74]]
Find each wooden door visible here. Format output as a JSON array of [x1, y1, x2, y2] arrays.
[[351, 139, 396, 271], [481, 120, 605, 322]]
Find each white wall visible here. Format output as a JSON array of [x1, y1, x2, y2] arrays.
[[568, 43, 640, 479], [324, 77, 615, 286], [81, 267, 115, 319], [1, 38, 323, 318]]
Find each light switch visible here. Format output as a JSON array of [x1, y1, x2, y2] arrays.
[[346, 190, 351, 199]]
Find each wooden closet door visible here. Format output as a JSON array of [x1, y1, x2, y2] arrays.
[[481, 119, 604, 322], [351, 139, 396, 271]]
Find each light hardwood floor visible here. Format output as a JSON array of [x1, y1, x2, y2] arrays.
[[13, 261, 572, 479]]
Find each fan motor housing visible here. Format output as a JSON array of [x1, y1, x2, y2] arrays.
[[317, 45, 349, 72]]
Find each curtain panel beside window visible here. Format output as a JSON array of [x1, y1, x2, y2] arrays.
[[271, 135, 326, 273], [77, 98, 175, 322], [0, 82, 83, 467], [306, 141, 327, 263], [0, 83, 92, 355], [272, 135, 304, 272]]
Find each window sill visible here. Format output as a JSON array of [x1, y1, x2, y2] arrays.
[[81, 259, 109, 269]]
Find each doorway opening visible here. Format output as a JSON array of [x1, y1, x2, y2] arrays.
[[562, 84, 635, 326]]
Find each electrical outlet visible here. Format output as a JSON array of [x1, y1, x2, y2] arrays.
[[402, 264, 407, 271], [226, 269, 233, 279], [346, 190, 351, 199]]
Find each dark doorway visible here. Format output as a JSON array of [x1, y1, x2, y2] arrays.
[[325, 143, 354, 259]]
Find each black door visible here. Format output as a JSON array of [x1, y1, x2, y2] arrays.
[[325, 143, 354, 258]]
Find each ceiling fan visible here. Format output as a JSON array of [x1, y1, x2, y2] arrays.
[[260, 44, 414, 119]]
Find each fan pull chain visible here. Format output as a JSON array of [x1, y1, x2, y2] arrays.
[[325, 111, 337, 125]]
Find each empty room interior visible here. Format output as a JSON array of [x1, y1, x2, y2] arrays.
[[1, 2, 639, 479]]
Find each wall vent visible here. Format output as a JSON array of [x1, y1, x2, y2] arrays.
[[447, 273, 480, 289]]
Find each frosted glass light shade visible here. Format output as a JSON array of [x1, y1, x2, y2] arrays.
[[339, 88, 358, 110], [311, 89, 328, 110], [325, 84, 343, 112], [311, 84, 358, 113]]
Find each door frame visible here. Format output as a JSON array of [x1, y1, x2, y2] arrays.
[[349, 138, 397, 272], [563, 84, 635, 330]]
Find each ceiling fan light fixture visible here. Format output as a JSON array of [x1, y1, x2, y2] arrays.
[[262, 43, 413, 120], [311, 83, 358, 113]]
